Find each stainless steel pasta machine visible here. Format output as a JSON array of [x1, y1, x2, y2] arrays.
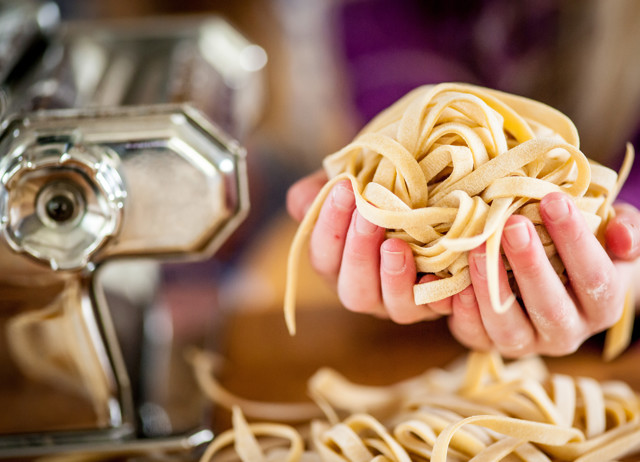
[[0, 1, 262, 459]]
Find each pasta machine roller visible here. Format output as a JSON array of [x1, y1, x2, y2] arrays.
[[0, 0, 261, 459]]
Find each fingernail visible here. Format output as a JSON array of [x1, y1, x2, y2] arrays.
[[382, 248, 405, 274], [503, 221, 530, 251], [355, 212, 378, 234], [472, 253, 486, 278], [544, 196, 570, 223], [332, 183, 354, 211]]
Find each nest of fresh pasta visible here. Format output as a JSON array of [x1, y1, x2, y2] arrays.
[[284, 83, 634, 357]]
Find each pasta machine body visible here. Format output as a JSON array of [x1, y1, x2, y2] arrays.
[[0, 1, 261, 459]]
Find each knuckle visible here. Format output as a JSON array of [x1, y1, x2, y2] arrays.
[[540, 322, 583, 355], [498, 343, 532, 359], [343, 239, 376, 263], [576, 271, 625, 329], [492, 330, 534, 357], [531, 299, 576, 331], [423, 311, 442, 321], [429, 298, 453, 316], [570, 220, 592, 243], [338, 286, 379, 315], [310, 221, 349, 257], [308, 245, 339, 277], [319, 209, 350, 238], [589, 302, 624, 333], [458, 336, 491, 352], [511, 252, 546, 280], [545, 336, 581, 356], [339, 296, 370, 314], [530, 302, 585, 355], [448, 317, 489, 350], [450, 332, 488, 352], [388, 308, 420, 324], [310, 262, 337, 282], [578, 269, 612, 294], [551, 213, 591, 246]]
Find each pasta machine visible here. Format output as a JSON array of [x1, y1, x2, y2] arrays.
[[0, 0, 262, 459]]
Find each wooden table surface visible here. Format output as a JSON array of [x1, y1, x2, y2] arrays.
[[211, 302, 640, 433]]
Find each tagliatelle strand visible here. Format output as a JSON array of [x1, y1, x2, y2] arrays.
[[199, 406, 305, 462], [188, 348, 324, 422], [604, 290, 637, 361]]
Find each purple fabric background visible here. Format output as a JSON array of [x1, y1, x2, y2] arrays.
[[615, 131, 640, 206], [336, 0, 558, 120], [334, 0, 639, 208]]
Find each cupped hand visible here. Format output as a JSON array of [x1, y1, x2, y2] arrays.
[[286, 171, 448, 323], [287, 171, 640, 358], [449, 192, 640, 358]]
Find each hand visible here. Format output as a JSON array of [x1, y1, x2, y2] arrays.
[[448, 193, 640, 358], [286, 171, 448, 323]]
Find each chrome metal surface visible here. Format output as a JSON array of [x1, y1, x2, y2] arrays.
[[0, 1, 260, 459], [0, 104, 249, 269], [5, 11, 266, 139], [0, 131, 126, 270], [0, 0, 59, 86]]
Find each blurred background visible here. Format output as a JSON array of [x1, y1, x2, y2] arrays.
[[53, 0, 640, 326], [16, 0, 640, 434]]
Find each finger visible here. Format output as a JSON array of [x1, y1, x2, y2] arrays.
[[448, 285, 493, 351], [286, 170, 328, 222], [380, 239, 440, 323], [337, 210, 386, 316], [469, 244, 536, 358], [418, 274, 454, 316], [605, 202, 640, 260], [502, 215, 586, 356], [308, 180, 356, 282], [540, 192, 624, 332]]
